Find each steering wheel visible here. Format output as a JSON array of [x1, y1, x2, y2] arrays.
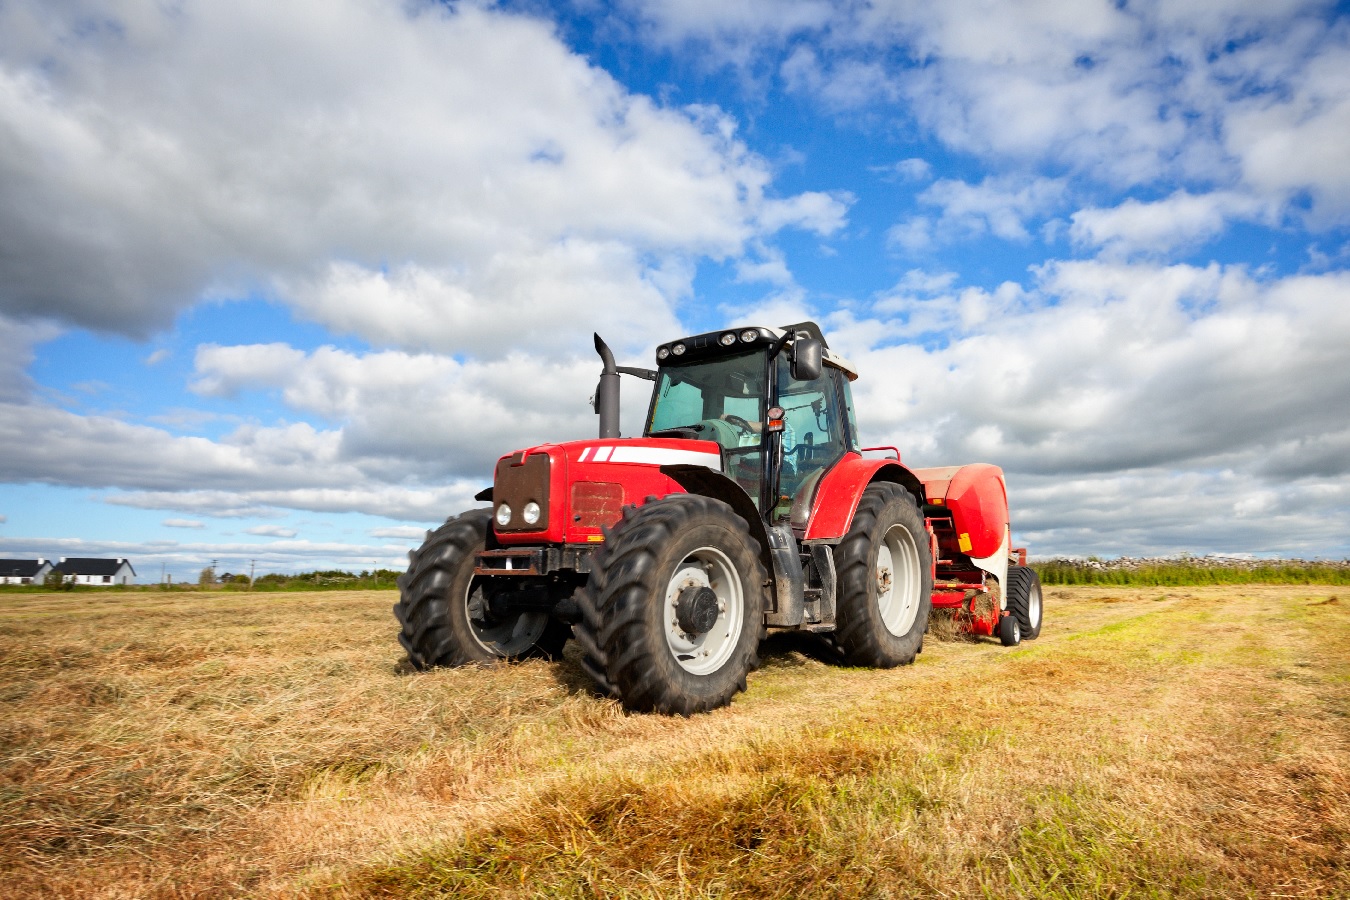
[[722, 414, 752, 432]]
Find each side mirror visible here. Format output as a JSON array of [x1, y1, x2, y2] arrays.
[[790, 337, 823, 381]]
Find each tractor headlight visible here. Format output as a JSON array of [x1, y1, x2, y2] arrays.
[[657, 347, 670, 360], [671, 343, 686, 356], [495, 503, 512, 526], [720, 332, 737, 346], [740, 329, 758, 342], [522, 501, 541, 525]]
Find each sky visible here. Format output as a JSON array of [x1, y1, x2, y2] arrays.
[[2, 0, 1349, 579]]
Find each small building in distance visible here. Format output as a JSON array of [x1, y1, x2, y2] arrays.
[[54, 558, 136, 586], [0, 558, 53, 585]]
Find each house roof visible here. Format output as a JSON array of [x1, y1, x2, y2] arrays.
[[55, 557, 137, 576], [0, 559, 49, 578]]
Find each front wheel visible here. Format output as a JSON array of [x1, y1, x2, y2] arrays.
[[833, 483, 933, 667], [394, 509, 567, 668], [573, 494, 766, 715]]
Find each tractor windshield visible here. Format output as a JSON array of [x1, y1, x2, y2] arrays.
[[646, 350, 768, 503]]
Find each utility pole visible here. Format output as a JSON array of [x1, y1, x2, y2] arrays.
[[249, 559, 255, 590]]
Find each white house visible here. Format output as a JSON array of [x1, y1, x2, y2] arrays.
[[0, 558, 53, 585], [54, 558, 136, 586]]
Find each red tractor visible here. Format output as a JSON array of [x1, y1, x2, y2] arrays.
[[395, 322, 1042, 714]]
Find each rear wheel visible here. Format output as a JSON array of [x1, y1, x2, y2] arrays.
[[394, 509, 566, 668], [1005, 565, 1043, 640], [834, 483, 932, 667], [573, 494, 766, 715]]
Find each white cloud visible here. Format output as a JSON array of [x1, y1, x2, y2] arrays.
[[162, 519, 203, 529], [370, 526, 429, 540], [1222, 19, 1350, 227], [0, 0, 834, 347], [828, 263, 1350, 554], [627, 0, 1350, 226], [278, 256, 680, 359], [190, 341, 631, 473], [0, 515, 7, 524], [1070, 190, 1272, 257], [0, 314, 59, 403], [757, 190, 852, 236], [734, 244, 795, 286], [245, 525, 298, 539], [889, 176, 1066, 251], [622, 0, 835, 54], [105, 486, 481, 523], [881, 158, 933, 182]]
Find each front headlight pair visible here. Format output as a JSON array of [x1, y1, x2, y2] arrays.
[[496, 501, 541, 527]]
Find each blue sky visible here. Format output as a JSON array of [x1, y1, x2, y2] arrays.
[[2, 0, 1349, 578]]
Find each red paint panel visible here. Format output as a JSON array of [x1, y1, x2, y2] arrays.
[[494, 438, 698, 546], [803, 455, 922, 540], [930, 591, 967, 608], [944, 464, 1008, 559]]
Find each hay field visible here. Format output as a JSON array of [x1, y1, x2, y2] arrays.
[[1, 585, 1346, 898]]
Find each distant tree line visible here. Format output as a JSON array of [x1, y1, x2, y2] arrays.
[[1033, 557, 1350, 586]]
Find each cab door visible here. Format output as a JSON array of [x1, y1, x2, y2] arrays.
[[772, 357, 851, 522]]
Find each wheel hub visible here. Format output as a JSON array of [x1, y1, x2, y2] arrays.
[[675, 585, 720, 636]]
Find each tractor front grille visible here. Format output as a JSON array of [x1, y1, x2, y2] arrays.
[[492, 452, 551, 532]]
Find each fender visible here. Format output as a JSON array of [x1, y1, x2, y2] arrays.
[[801, 453, 926, 541], [659, 465, 772, 572]]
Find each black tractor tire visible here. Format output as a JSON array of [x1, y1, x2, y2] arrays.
[[573, 494, 766, 715], [999, 613, 1022, 646], [1005, 564, 1043, 640], [394, 509, 567, 669], [833, 483, 933, 667]]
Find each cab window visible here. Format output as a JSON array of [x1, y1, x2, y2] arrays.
[[647, 351, 767, 505], [775, 357, 848, 517]]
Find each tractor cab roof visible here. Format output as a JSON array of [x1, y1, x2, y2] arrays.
[[654, 320, 858, 381]]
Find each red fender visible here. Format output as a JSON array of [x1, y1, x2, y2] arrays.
[[802, 453, 925, 541]]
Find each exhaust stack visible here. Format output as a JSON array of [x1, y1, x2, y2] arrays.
[[593, 333, 620, 439]]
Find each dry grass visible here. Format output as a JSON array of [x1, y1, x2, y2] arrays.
[[1, 586, 1346, 898]]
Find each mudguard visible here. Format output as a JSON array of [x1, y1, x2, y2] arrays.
[[801, 453, 926, 541]]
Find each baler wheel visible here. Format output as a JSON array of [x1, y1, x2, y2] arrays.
[[998, 613, 1022, 646], [393, 509, 567, 668], [1005, 565, 1043, 640], [833, 483, 932, 667], [573, 494, 765, 715]]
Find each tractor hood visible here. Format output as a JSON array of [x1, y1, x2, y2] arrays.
[[488, 437, 722, 546]]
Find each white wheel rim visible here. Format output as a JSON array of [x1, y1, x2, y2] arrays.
[[1028, 581, 1042, 630], [464, 578, 548, 657], [876, 523, 922, 636], [663, 546, 744, 676]]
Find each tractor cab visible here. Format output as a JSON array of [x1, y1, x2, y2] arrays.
[[644, 323, 860, 523]]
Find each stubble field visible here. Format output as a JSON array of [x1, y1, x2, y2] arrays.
[[1, 584, 1346, 898]]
